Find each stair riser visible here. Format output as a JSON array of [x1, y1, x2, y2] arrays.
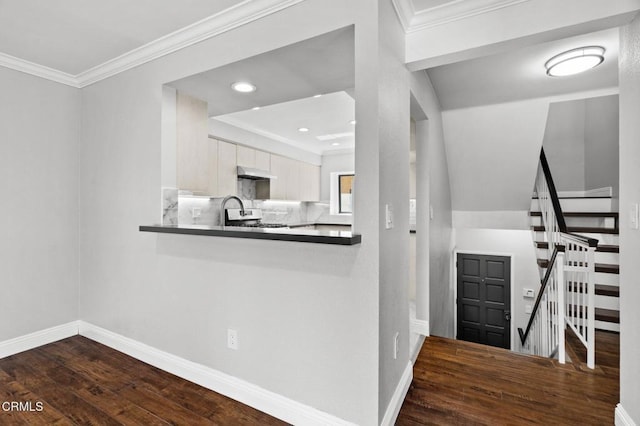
[[595, 320, 620, 332], [532, 230, 619, 245], [534, 249, 619, 265], [530, 198, 613, 212], [530, 216, 616, 229], [566, 293, 620, 310], [593, 252, 620, 265]]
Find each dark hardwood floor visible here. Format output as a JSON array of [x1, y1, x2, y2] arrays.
[[397, 331, 619, 425], [0, 336, 287, 425]]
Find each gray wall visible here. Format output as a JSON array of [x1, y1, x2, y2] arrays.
[[585, 95, 619, 195], [77, 1, 414, 424], [410, 71, 454, 338], [443, 99, 548, 211], [619, 14, 640, 425], [543, 95, 619, 194], [373, 0, 411, 420], [543, 100, 586, 191], [0, 67, 80, 340]]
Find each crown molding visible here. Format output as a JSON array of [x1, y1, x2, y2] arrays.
[[391, 0, 416, 32], [75, 0, 305, 87], [0, 52, 79, 87], [393, 0, 531, 33], [0, 0, 304, 88]]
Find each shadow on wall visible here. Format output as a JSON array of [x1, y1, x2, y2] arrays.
[[542, 94, 619, 195], [154, 233, 360, 278]]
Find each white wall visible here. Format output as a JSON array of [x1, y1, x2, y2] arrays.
[[410, 70, 454, 338], [618, 13, 640, 425], [0, 67, 80, 340], [320, 151, 354, 201], [78, 2, 386, 424], [454, 229, 541, 348], [543, 99, 586, 191]]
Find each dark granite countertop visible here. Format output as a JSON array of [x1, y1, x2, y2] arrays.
[[139, 224, 361, 245], [287, 222, 352, 228]]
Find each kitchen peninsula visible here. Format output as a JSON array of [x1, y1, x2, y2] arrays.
[[140, 223, 361, 245]]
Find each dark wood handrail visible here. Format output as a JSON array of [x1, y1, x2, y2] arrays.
[[539, 149, 598, 248], [518, 245, 565, 345]]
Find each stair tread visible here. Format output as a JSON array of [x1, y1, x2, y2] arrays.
[[596, 308, 620, 323], [566, 306, 620, 323], [530, 211, 618, 217], [534, 241, 619, 252]]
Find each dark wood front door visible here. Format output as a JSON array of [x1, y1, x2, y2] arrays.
[[457, 253, 511, 349]]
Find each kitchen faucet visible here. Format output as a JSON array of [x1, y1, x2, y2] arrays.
[[220, 195, 244, 226]]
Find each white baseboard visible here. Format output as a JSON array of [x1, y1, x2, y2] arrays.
[[78, 321, 355, 426], [616, 404, 638, 426], [411, 319, 430, 336], [0, 321, 79, 359], [380, 361, 413, 426]]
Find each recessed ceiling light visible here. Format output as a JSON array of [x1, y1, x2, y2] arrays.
[[545, 46, 605, 77], [298, 127, 310, 132], [331, 142, 340, 146], [231, 82, 256, 93], [251, 106, 260, 110], [349, 120, 356, 125]]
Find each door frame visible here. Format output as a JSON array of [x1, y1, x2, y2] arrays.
[[453, 249, 516, 351]]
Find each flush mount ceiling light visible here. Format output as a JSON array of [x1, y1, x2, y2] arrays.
[[251, 106, 260, 110], [231, 81, 256, 93], [298, 127, 310, 132], [331, 142, 341, 146], [545, 46, 605, 77], [349, 120, 356, 125]]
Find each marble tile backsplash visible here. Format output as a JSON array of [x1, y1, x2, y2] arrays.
[[162, 188, 178, 225], [253, 200, 306, 224], [173, 193, 350, 227], [178, 196, 223, 226]]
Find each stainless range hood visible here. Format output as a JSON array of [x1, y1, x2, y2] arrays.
[[236, 166, 277, 180]]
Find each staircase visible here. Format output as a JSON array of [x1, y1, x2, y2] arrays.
[[530, 197, 620, 332]]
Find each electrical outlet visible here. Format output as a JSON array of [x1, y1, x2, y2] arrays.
[[525, 305, 532, 314], [227, 329, 238, 350], [393, 332, 399, 360], [192, 207, 202, 219]]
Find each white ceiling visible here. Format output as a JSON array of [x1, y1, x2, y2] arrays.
[[426, 27, 619, 110], [0, 0, 243, 75], [167, 27, 354, 117], [214, 91, 355, 154], [168, 27, 355, 155]]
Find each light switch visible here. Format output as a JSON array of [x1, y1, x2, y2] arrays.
[[523, 288, 535, 298], [385, 204, 393, 229], [630, 203, 639, 230], [429, 206, 434, 220]]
